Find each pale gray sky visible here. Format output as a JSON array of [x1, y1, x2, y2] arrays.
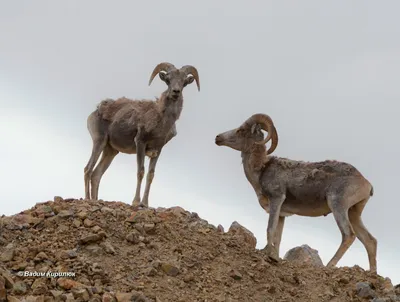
[[1, 0, 399, 284]]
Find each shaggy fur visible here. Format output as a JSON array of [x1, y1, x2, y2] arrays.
[[216, 113, 377, 273], [84, 62, 200, 208]]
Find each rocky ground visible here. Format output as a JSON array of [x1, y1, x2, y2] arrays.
[[0, 197, 399, 302]]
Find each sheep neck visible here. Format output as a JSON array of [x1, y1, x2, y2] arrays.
[[241, 143, 269, 196], [156, 91, 183, 130]]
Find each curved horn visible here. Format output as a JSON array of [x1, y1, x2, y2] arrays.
[[148, 62, 177, 86], [246, 113, 278, 154], [266, 124, 278, 154], [180, 65, 200, 91]]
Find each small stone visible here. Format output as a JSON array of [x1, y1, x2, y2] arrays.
[[126, 231, 140, 244], [54, 196, 63, 202], [283, 244, 324, 267], [227, 221, 257, 249], [92, 225, 102, 233], [57, 278, 84, 290], [134, 224, 145, 234], [77, 211, 88, 220], [102, 292, 116, 302], [62, 293, 75, 302], [79, 233, 105, 245], [6, 296, 21, 302], [229, 269, 242, 280], [125, 212, 139, 223], [267, 285, 276, 294], [143, 223, 156, 234], [57, 250, 72, 260], [382, 277, 394, 292], [24, 296, 40, 302], [0, 269, 14, 288], [217, 224, 225, 233], [35, 205, 54, 217], [58, 225, 69, 232], [183, 274, 194, 283], [100, 207, 114, 215], [145, 266, 158, 276], [84, 219, 95, 227], [85, 244, 103, 256], [0, 277, 6, 301], [12, 281, 27, 295], [100, 241, 116, 255], [58, 210, 74, 218], [67, 249, 78, 258], [160, 263, 180, 277], [0, 248, 15, 262], [115, 293, 133, 302], [91, 295, 102, 302], [31, 278, 48, 295], [72, 288, 90, 301], [8, 214, 42, 229], [73, 219, 82, 227], [34, 252, 49, 261], [356, 282, 376, 299], [50, 290, 63, 298]]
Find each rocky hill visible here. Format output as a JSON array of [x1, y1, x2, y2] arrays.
[[0, 197, 399, 302]]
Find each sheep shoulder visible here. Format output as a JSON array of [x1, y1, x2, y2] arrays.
[[97, 97, 162, 132]]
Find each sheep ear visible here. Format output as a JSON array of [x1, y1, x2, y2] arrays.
[[159, 72, 167, 82], [184, 75, 194, 87], [251, 123, 261, 134]]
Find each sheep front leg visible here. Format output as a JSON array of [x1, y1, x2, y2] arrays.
[[263, 195, 285, 262], [132, 133, 146, 207], [141, 150, 161, 207]]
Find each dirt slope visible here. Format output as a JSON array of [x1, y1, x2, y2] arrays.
[[0, 197, 398, 302]]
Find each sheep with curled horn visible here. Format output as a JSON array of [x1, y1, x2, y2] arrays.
[[215, 114, 377, 273], [84, 62, 200, 207]]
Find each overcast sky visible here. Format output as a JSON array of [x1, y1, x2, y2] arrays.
[[1, 0, 399, 284]]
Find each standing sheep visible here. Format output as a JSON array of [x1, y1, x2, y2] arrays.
[[215, 113, 377, 273], [84, 62, 200, 207]]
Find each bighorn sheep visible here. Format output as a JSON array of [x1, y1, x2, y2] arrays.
[[215, 114, 377, 273], [84, 62, 200, 207]]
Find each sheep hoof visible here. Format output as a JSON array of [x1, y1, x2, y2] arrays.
[[138, 202, 148, 208], [263, 245, 280, 263]]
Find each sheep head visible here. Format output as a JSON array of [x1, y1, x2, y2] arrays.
[[148, 62, 200, 101], [215, 114, 278, 154]]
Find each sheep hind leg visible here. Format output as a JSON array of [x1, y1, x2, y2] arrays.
[[90, 144, 119, 200], [84, 137, 107, 200], [348, 198, 377, 273], [273, 216, 285, 257], [326, 196, 356, 268]]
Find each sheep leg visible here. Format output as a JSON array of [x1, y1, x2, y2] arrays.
[[273, 216, 285, 257], [326, 197, 356, 268], [348, 198, 377, 273], [263, 195, 285, 261], [141, 150, 162, 207], [84, 138, 107, 200], [132, 133, 146, 207], [90, 144, 119, 200]]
